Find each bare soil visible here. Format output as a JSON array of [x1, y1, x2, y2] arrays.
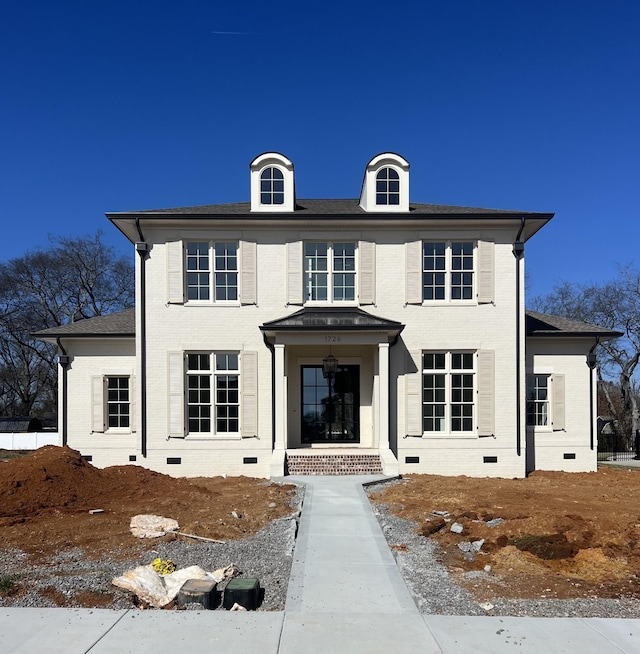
[[0, 446, 296, 562], [2, 447, 640, 608], [369, 469, 640, 602]]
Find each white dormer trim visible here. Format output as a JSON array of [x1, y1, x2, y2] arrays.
[[359, 152, 410, 213], [250, 152, 295, 212]]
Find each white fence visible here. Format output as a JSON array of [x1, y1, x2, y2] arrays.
[[0, 432, 59, 450]]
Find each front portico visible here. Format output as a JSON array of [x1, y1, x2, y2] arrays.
[[260, 308, 404, 476]]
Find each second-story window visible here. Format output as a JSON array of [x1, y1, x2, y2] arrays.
[[260, 167, 285, 205], [376, 167, 400, 205], [423, 241, 474, 301], [304, 242, 356, 302], [186, 242, 238, 302]]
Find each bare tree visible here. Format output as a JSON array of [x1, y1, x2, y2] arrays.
[[0, 233, 134, 418], [531, 266, 640, 449]]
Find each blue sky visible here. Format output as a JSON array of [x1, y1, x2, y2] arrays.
[[1, 0, 638, 300]]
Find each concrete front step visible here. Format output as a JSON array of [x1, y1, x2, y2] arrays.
[[286, 450, 383, 476]]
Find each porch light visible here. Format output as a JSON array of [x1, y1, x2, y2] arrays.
[[322, 354, 338, 378]]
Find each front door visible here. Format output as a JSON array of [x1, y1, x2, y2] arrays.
[[301, 365, 360, 443]]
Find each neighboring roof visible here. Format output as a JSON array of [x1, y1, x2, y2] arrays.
[[261, 307, 404, 333], [31, 308, 135, 339], [0, 417, 42, 432], [108, 198, 550, 218], [525, 310, 622, 339]]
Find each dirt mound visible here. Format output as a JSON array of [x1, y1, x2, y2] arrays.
[[0, 446, 108, 517], [0, 446, 213, 519], [0, 446, 297, 560]]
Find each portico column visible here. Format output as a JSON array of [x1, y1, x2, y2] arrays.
[[274, 344, 286, 450], [378, 342, 390, 450]]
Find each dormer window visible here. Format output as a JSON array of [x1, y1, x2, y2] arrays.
[[360, 153, 409, 212], [260, 167, 285, 205], [250, 152, 295, 212], [376, 167, 400, 206]]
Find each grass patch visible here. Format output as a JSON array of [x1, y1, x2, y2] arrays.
[[0, 575, 18, 595]]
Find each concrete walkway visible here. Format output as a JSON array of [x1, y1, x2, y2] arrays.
[[1, 475, 640, 653]]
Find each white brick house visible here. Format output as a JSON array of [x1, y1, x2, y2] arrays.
[[34, 153, 619, 478]]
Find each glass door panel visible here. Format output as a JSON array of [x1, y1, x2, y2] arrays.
[[301, 365, 359, 443]]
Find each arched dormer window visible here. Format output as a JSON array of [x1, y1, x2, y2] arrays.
[[260, 167, 285, 205], [360, 153, 409, 212], [250, 153, 295, 212], [376, 167, 400, 206]]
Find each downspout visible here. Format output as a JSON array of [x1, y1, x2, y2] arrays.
[[56, 338, 70, 447], [135, 218, 149, 458], [587, 339, 599, 451], [513, 218, 526, 457], [262, 332, 276, 451]]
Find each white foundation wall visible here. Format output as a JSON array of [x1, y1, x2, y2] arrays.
[[385, 234, 526, 478], [136, 223, 530, 477], [526, 339, 597, 473], [60, 338, 140, 469]]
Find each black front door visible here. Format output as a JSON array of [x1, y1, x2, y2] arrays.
[[301, 365, 360, 443]]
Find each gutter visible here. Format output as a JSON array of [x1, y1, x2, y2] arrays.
[[135, 217, 149, 458]]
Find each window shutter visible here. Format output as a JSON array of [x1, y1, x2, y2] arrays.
[[287, 241, 303, 305], [358, 241, 376, 305], [241, 351, 258, 438], [406, 241, 422, 304], [91, 376, 104, 433], [167, 241, 184, 304], [405, 350, 423, 436], [240, 241, 257, 305], [168, 352, 185, 437], [477, 350, 495, 436], [130, 376, 137, 433], [552, 374, 565, 431], [477, 241, 495, 304]]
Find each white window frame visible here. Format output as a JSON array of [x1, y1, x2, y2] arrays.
[[526, 373, 551, 429], [186, 352, 240, 436], [422, 241, 475, 303], [260, 166, 285, 205], [304, 241, 357, 304], [185, 241, 239, 303], [106, 376, 130, 430], [422, 351, 476, 435], [375, 167, 400, 206]]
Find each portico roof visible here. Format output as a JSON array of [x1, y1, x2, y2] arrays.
[[260, 307, 404, 340]]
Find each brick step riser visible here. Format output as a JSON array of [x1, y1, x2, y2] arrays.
[[286, 455, 383, 476]]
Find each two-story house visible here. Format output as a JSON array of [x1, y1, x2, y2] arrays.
[[34, 153, 619, 478]]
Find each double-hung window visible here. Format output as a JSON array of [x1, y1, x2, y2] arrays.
[[304, 242, 356, 302], [526, 375, 549, 427], [186, 353, 239, 435], [423, 241, 474, 301], [422, 352, 475, 433], [106, 377, 130, 429], [186, 242, 238, 302]]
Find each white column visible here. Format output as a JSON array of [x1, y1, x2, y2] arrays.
[[274, 344, 286, 450], [378, 342, 390, 450]]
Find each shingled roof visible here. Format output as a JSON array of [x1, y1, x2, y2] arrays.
[[32, 307, 619, 341], [108, 198, 550, 217], [525, 310, 622, 339], [31, 308, 135, 339]]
